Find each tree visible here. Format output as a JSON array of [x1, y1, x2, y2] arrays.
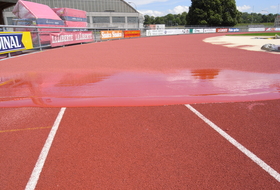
[[144, 11, 275, 27], [187, 0, 238, 26], [144, 15, 151, 25], [180, 12, 187, 25], [220, 0, 238, 26], [165, 14, 175, 26], [155, 17, 165, 24]]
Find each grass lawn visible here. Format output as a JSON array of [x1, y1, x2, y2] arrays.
[[227, 32, 280, 36]]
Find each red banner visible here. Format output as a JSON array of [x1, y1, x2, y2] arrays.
[[124, 30, 141, 38], [216, 28, 229, 33], [50, 31, 94, 47]]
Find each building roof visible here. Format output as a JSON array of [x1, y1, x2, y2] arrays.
[[0, 0, 17, 10], [3, 0, 138, 13]]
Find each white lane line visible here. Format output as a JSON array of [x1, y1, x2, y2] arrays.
[[185, 104, 280, 182], [25, 107, 67, 190]]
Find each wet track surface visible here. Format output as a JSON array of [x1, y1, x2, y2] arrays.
[[0, 33, 280, 189], [0, 69, 280, 106]]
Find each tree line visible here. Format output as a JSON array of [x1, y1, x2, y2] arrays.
[[144, 12, 187, 26], [144, 0, 277, 26]]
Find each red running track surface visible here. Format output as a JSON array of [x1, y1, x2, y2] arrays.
[[0, 34, 279, 107], [0, 33, 280, 189], [0, 102, 280, 189]]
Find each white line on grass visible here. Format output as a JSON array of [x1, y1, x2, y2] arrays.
[[25, 107, 67, 190], [185, 104, 280, 182]]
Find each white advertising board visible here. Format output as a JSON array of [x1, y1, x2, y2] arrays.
[[146, 29, 190, 36], [192, 29, 204, 33], [203, 28, 216, 33], [248, 28, 265, 32], [164, 29, 190, 35], [146, 30, 165, 36], [155, 24, 165, 30]]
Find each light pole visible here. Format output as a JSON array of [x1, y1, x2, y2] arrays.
[[251, 6, 254, 24], [128, 1, 139, 29]]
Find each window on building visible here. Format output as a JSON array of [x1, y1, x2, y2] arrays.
[[92, 16, 110, 23], [127, 17, 138, 23], [112, 16, 125, 23], [7, 17, 15, 25]]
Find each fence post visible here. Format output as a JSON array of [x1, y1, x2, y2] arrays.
[[93, 29, 96, 43], [36, 28, 42, 51]]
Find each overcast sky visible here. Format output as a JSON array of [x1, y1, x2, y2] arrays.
[[126, 0, 280, 16]]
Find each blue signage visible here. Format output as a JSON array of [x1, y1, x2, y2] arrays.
[[61, 16, 87, 22], [229, 28, 240, 32], [0, 32, 33, 54]]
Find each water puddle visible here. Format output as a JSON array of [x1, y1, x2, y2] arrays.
[[0, 69, 279, 107]]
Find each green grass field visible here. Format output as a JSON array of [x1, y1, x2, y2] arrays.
[[227, 32, 280, 36]]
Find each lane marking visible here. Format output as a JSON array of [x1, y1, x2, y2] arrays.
[[185, 104, 280, 182], [25, 107, 66, 190], [0, 126, 52, 133]]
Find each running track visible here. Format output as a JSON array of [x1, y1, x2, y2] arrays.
[[0, 33, 280, 189]]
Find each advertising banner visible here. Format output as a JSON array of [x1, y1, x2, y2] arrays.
[[100, 30, 123, 40], [0, 32, 33, 54], [229, 28, 240, 32], [192, 29, 204, 33], [146, 30, 165, 36], [204, 28, 216, 33], [50, 31, 93, 47], [146, 24, 165, 30], [164, 29, 190, 35], [265, 28, 276, 31], [124, 30, 141, 38], [216, 28, 229, 33], [146, 29, 189, 36], [248, 28, 265, 32]]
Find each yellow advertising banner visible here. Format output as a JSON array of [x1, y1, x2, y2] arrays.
[[0, 32, 33, 54]]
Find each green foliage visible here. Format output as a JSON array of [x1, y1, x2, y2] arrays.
[[187, 0, 238, 26], [238, 12, 277, 24], [143, 3, 276, 27], [143, 12, 188, 26]]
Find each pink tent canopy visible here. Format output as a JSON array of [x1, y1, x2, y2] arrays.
[[52, 8, 86, 18], [12, 0, 62, 20]]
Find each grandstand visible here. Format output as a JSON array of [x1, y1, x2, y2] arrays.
[[2, 0, 143, 29]]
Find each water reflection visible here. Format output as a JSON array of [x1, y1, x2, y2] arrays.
[[191, 69, 220, 80], [0, 69, 279, 107]]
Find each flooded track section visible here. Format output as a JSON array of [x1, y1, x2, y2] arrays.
[[0, 69, 280, 107]]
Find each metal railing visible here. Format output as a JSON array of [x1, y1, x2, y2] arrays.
[[0, 24, 278, 59], [0, 24, 145, 58]]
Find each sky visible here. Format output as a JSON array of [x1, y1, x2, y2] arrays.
[[126, 0, 280, 17]]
